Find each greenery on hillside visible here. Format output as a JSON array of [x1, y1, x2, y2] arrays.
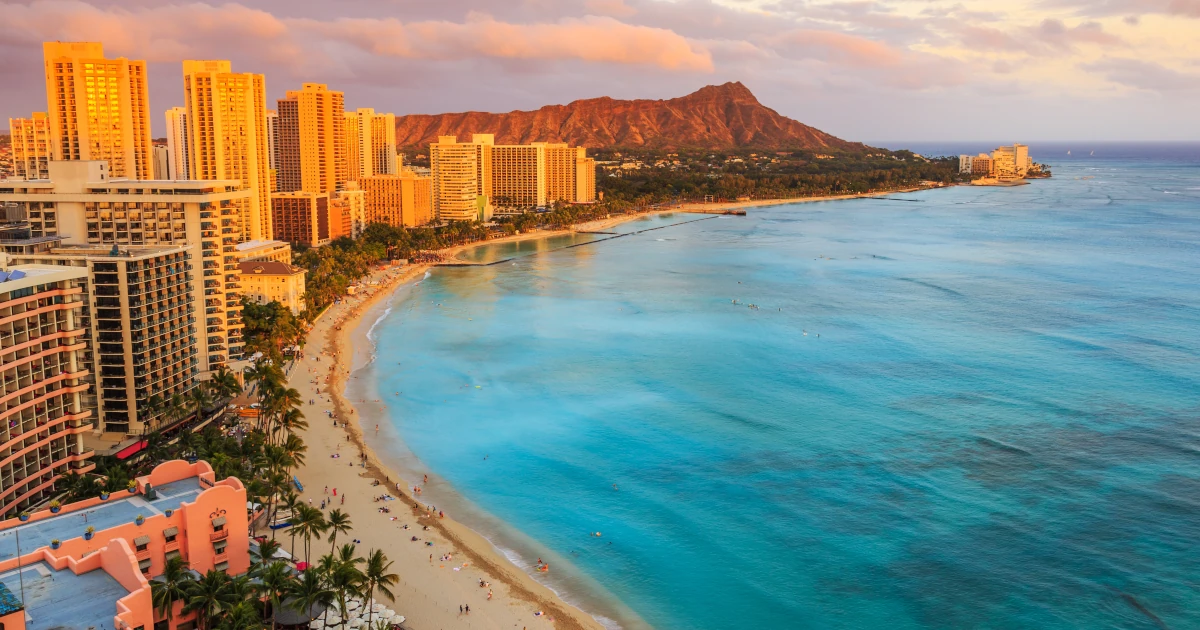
[[592, 147, 963, 204]]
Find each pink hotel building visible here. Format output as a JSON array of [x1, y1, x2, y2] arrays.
[[0, 460, 249, 630]]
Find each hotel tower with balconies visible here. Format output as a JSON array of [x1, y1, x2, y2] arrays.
[[0, 262, 92, 516]]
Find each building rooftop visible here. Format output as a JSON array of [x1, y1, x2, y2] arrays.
[[238, 261, 305, 276], [0, 263, 87, 293], [0, 561, 128, 630], [234, 239, 288, 252], [33, 243, 192, 258], [0, 477, 203, 563]]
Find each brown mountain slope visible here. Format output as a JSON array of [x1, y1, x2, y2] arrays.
[[395, 82, 861, 151]]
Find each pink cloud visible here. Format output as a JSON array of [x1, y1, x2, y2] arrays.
[[761, 29, 965, 90], [585, 0, 638, 19], [770, 29, 904, 68], [0, 1, 710, 74], [301, 14, 713, 71]]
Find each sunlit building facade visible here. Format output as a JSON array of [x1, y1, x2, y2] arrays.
[[42, 42, 152, 180]]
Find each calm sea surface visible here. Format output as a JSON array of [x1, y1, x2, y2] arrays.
[[357, 145, 1200, 629]]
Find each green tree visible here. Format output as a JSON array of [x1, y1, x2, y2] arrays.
[[362, 549, 400, 628], [325, 508, 353, 553], [151, 556, 196, 622]]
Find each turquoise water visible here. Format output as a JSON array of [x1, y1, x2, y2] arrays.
[[364, 149, 1200, 629]]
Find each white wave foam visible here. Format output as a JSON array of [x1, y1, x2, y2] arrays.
[[424, 270, 432, 279]]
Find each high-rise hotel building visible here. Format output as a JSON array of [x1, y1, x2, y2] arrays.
[[10, 243, 198, 437], [0, 262, 93, 516], [429, 135, 596, 221], [345, 108, 398, 182], [164, 106, 190, 181], [276, 83, 347, 194], [429, 135, 494, 223], [42, 42, 153, 180], [363, 171, 432, 228], [182, 60, 272, 241], [8, 112, 52, 180], [491, 143, 547, 213], [0, 161, 247, 382], [545, 143, 596, 204]]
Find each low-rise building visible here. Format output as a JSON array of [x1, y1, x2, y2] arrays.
[[238, 261, 306, 315], [0, 459, 251, 629], [233, 239, 292, 265]]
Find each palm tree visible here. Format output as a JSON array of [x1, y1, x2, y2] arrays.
[[328, 547, 365, 630], [277, 408, 308, 442], [263, 471, 291, 541], [215, 600, 262, 630], [280, 433, 307, 475], [362, 549, 399, 628], [142, 430, 168, 466], [189, 383, 213, 424], [288, 567, 334, 625], [296, 505, 328, 564], [151, 556, 196, 622], [210, 365, 243, 400], [184, 568, 233, 630], [144, 393, 165, 427], [251, 538, 283, 577], [167, 393, 188, 428], [326, 509, 353, 553], [279, 491, 301, 547], [256, 561, 294, 630]]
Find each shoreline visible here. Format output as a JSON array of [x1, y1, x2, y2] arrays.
[[287, 185, 946, 629]]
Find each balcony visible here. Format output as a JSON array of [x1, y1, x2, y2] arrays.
[[209, 529, 228, 542]]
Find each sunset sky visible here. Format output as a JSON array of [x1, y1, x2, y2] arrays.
[[1, 0, 1196, 142]]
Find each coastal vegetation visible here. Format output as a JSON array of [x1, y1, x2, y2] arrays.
[[592, 148, 964, 203]]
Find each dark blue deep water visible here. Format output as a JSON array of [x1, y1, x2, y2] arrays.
[[361, 146, 1200, 629]]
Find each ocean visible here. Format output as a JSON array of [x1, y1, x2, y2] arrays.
[[356, 144, 1200, 629]]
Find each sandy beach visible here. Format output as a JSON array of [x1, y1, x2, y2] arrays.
[[281, 188, 938, 629]]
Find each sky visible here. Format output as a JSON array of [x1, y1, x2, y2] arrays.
[[1, 0, 1197, 143]]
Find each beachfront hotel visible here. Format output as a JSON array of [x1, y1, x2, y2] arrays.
[[6, 113, 51, 181], [233, 239, 292, 265], [0, 261, 92, 518], [8, 243, 199, 438], [275, 83, 348, 195], [959, 144, 1032, 179], [238, 260, 307, 316], [345, 108, 399, 182], [363, 170, 433, 227], [0, 160, 247, 375], [42, 42, 154, 181], [0, 460, 251, 628], [182, 60, 273, 242], [430, 135, 598, 222]]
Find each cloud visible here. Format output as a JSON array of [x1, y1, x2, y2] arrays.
[[0, 0, 711, 73], [1043, 0, 1200, 19], [1035, 19, 1124, 50], [300, 13, 712, 71], [585, 0, 638, 18], [765, 29, 967, 90], [1082, 58, 1200, 91]]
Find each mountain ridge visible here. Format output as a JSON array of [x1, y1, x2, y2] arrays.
[[395, 82, 862, 151]]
